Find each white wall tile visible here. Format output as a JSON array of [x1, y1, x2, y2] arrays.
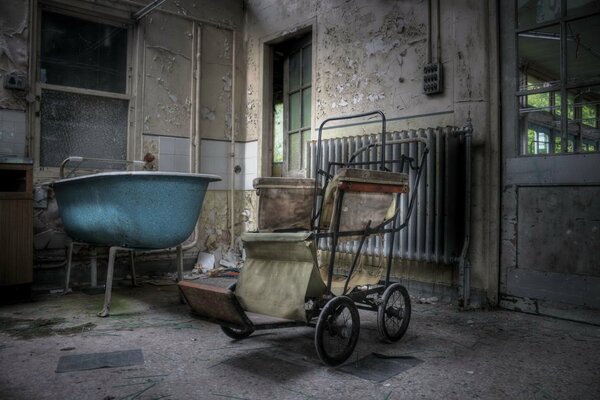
[[159, 154, 174, 171], [173, 155, 190, 173], [175, 138, 191, 156], [159, 136, 175, 155]]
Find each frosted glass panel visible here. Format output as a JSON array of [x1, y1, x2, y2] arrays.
[[40, 89, 128, 167]]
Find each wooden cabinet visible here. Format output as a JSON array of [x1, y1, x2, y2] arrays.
[[0, 161, 33, 287]]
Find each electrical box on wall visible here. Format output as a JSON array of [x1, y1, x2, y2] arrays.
[[423, 63, 443, 95], [3, 74, 28, 91]]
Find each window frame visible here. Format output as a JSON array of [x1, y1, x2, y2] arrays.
[[515, 0, 600, 155], [32, 3, 134, 171]]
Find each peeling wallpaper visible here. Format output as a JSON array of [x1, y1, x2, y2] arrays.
[[0, 0, 29, 110]]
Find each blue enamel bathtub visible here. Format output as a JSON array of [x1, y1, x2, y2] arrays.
[[53, 171, 221, 249], [53, 170, 221, 317]]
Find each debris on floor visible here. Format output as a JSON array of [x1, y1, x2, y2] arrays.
[[417, 296, 439, 304]]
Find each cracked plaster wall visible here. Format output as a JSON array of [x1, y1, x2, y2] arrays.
[[0, 0, 248, 284], [0, 0, 29, 111], [242, 0, 500, 302]]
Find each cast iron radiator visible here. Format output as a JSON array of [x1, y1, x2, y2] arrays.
[[307, 127, 465, 265]]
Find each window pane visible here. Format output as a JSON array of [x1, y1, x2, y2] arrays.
[[302, 88, 311, 128], [519, 91, 560, 154], [40, 12, 127, 93], [289, 91, 301, 130], [289, 132, 300, 170], [273, 102, 284, 162], [302, 44, 312, 86], [40, 89, 128, 167], [518, 0, 560, 28], [567, 0, 600, 17], [518, 25, 561, 91], [302, 129, 311, 168], [566, 15, 600, 83], [567, 86, 600, 152], [289, 50, 301, 91]]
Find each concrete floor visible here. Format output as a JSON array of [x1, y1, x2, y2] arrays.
[[0, 278, 599, 400]]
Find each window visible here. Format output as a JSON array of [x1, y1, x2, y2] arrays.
[[38, 11, 129, 167], [271, 33, 312, 176], [516, 0, 600, 155]]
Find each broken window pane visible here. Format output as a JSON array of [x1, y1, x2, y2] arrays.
[[40, 12, 128, 93], [518, 0, 560, 28], [567, 86, 600, 152], [566, 15, 600, 83], [518, 25, 561, 91], [40, 89, 128, 167]]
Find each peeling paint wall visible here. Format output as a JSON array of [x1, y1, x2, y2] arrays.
[[0, 0, 29, 111], [0, 0, 247, 287], [242, 0, 500, 304], [142, 13, 194, 137]]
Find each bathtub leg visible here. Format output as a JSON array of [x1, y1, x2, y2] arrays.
[[129, 250, 138, 287], [64, 241, 74, 293], [90, 247, 98, 288], [176, 245, 185, 303], [98, 246, 118, 317]]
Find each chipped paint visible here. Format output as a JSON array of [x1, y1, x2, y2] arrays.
[[0, 0, 29, 110]]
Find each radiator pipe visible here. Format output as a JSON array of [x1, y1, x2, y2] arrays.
[[456, 117, 473, 308]]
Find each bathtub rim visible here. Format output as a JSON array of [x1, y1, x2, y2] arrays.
[[53, 171, 222, 185]]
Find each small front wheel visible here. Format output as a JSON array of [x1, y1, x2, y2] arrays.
[[377, 283, 411, 343], [315, 296, 360, 366]]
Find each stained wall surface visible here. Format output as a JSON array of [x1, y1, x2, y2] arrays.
[[0, 0, 501, 305], [242, 0, 500, 303]]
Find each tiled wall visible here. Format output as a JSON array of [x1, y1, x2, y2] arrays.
[[0, 109, 27, 157], [200, 139, 258, 190], [158, 136, 190, 173]]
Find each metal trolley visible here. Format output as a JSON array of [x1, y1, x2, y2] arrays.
[[179, 110, 428, 366]]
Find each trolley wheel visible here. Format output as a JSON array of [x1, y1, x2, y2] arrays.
[[220, 281, 252, 339], [314, 296, 360, 366], [221, 325, 254, 340], [377, 283, 411, 343]]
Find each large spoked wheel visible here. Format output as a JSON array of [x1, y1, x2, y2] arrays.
[[377, 283, 411, 343], [221, 325, 254, 340], [315, 296, 360, 366]]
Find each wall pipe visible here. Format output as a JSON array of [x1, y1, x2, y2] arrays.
[[455, 116, 473, 308], [230, 30, 237, 251]]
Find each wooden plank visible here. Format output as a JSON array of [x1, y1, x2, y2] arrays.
[[178, 281, 253, 329], [0, 198, 33, 285]]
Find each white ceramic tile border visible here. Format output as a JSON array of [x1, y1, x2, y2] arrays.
[[200, 139, 258, 190]]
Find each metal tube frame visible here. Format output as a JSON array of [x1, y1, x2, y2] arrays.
[[310, 111, 430, 301]]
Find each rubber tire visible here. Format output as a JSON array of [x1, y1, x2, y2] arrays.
[[377, 283, 411, 343], [221, 325, 254, 340], [315, 296, 360, 366], [220, 282, 253, 340]]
